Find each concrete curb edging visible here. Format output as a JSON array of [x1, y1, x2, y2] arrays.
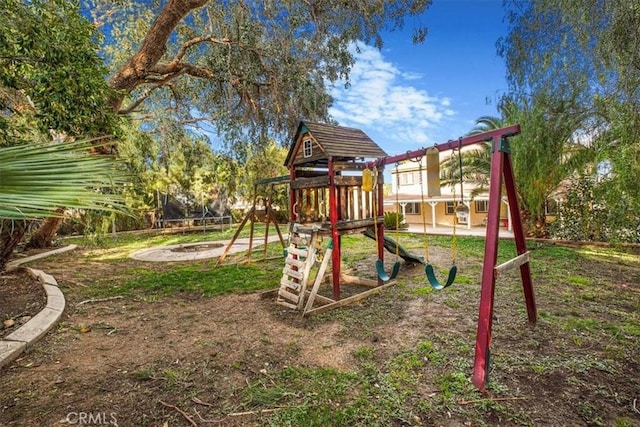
[[5, 244, 78, 272], [0, 246, 75, 369]]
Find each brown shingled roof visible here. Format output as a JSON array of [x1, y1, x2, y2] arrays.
[[285, 121, 388, 167]]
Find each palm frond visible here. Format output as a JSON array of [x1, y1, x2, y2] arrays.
[[0, 140, 130, 219]]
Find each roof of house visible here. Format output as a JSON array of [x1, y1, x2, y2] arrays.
[[285, 121, 387, 167]]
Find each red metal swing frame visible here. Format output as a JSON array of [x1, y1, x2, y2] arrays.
[[375, 124, 537, 391]]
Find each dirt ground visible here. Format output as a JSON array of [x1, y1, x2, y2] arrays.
[[1, 240, 639, 427], [0, 271, 46, 339]]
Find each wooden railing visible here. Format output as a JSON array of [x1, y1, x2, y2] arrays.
[[291, 176, 379, 224]]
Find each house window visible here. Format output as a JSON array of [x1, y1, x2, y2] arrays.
[[399, 172, 412, 185], [445, 201, 455, 215], [545, 199, 559, 215], [398, 171, 421, 186], [303, 138, 313, 158], [405, 202, 420, 215], [475, 200, 489, 213]]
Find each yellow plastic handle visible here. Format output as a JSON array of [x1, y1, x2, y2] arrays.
[[362, 168, 374, 192]]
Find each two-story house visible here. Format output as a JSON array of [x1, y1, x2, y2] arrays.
[[385, 151, 513, 231]]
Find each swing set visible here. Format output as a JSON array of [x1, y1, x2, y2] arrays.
[[215, 176, 288, 267], [365, 146, 465, 290], [276, 120, 534, 391], [366, 124, 536, 391]]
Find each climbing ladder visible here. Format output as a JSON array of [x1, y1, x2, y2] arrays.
[[276, 228, 318, 310]]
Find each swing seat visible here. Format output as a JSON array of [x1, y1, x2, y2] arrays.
[[425, 264, 457, 290], [375, 259, 401, 282]]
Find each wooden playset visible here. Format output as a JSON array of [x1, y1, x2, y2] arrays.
[[273, 120, 536, 391]]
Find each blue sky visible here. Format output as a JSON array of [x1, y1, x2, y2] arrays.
[[328, 0, 510, 156]]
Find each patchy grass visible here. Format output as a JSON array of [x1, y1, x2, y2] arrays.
[[63, 223, 278, 260], [94, 262, 280, 297], [2, 228, 639, 427]]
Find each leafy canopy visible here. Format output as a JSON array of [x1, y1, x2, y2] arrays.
[[499, 0, 640, 240], [0, 0, 117, 139], [88, 0, 431, 151]]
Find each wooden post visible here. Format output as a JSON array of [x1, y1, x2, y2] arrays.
[[216, 206, 253, 267], [328, 158, 341, 300], [289, 166, 297, 222], [472, 136, 504, 391], [262, 186, 274, 261], [503, 154, 536, 322], [247, 186, 258, 263], [305, 189, 312, 221]]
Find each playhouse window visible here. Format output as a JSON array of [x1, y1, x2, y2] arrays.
[[303, 138, 313, 158]]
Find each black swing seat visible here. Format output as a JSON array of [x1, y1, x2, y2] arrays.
[[425, 263, 457, 290], [376, 259, 401, 282]]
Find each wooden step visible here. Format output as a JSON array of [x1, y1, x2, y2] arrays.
[[285, 257, 306, 269], [276, 299, 298, 310], [282, 267, 304, 280], [280, 277, 301, 290], [289, 235, 311, 245], [278, 288, 299, 303], [286, 246, 309, 257]]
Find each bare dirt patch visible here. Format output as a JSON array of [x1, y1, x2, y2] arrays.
[[0, 269, 46, 339], [0, 291, 364, 426]]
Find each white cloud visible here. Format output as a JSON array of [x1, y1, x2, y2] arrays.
[[328, 43, 456, 148]]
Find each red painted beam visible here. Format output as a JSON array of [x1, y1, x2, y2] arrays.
[[472, 136, 505, 391], [373, 124, 521, 167], [503, 153, 537, 323], [328, 158, 341, 300]]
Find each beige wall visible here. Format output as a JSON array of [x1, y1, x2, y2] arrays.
[[386, 200, 510, 228]]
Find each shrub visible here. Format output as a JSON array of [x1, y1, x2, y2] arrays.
[[384, 212, 408, 230]]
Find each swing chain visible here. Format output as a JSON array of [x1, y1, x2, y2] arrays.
[[414, 155, 429, 264], [394, 163, 401, 258], [451, 138, 465, 265]]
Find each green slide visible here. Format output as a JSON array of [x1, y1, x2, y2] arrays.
[[363, 229, 424, 266]]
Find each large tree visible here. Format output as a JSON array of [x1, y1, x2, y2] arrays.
[[0, 0, 117, 140]]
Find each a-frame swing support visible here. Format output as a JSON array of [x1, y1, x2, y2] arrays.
[[215, 176, 288, 267], [473, 132, 536, 391], [372, 124, 537, 392]]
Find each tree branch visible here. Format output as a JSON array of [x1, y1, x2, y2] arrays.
[[118, 85, 164, 115], [108, 0, 208, 110]]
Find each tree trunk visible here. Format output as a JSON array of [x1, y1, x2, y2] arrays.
[[25, 210, 65, 249], [0, 220, 29, 272]]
